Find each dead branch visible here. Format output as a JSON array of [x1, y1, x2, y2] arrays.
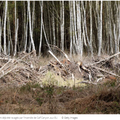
[[90, 52, 120, 66], [79, 81, 97, 85], [49, 45, 71, 62], [92, 66, 120, 78], [0, 59, 11, 71], [0, 65, 17, 79], [48, 50, 64, 67], [0, 57, 12, 61]]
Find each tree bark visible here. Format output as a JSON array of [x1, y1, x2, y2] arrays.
[[76, 1, 82, 56], [0, 17, 2, 55], [98, 1, 103, 56], [60, 1, 64, 51], [39, 1, 43, 56], [4, 0, 8, 55], [28, 1, 36, 52]]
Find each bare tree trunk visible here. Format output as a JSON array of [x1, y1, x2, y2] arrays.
[[118, 4, 120, 54], [28, 1, 36, 52], [71, 2, 77, 54], [73, 1, 78, 53], [24, 1, 28, 52], [76, 1, 82, 56], [43, 21, 51, 51], [60, 1, 64, 51], [24, 3, 28, 52], [114, 24, 117, 54], [28, 1, 35, 53], [52, 2, 56, 46], [69, 1, 73, 56], [14, 18, 19, 56], [4, 0, 8, 55], [39, 1, 43, 56], [98, 1, 103, 56], [7, 12, 13, 55], [89, 1, 93, 57], [116, 2, 119, 55], [108, 2, 113, 54], [0, 17, 2, 55], [14, 1, 19, 56]]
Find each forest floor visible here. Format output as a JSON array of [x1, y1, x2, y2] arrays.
[[0, 51, 120, 114]]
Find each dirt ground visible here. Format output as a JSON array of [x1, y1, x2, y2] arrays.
[[0, 52, 120, 114]]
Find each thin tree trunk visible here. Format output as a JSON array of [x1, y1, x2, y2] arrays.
[[39, 1, 43, 56], [69, 1, 73, 56], [114, 24, 117, 53], [14, 18, 19, 56], [52, 2, 56, 46], [71, 2, 77, 54], [60, 1, 64, 51], [42, 21, 51, 51], [14, 1, 19, 56], [76, 1, 82, 56], [4, 0, 8, 55], [89, 1, 93, 57], [28, 1, 36, 52], [73, 1, 78, 52], [98, 1, 103, 56], [24, 1, 28, 52], [0, 17, 2, 55], [28, 1, 35, 53]]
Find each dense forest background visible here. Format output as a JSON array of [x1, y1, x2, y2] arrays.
[[0, 1, 120, 57]]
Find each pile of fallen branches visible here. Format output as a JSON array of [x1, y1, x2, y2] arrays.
[[0, 47, 120, 88], [0, 51, 41, 88], [45, 49, 120, 85]]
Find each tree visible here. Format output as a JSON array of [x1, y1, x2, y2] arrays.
[[27, 1, 36, 52], [39, 1, 43, 56], [60, 1, 64, 51], [0, 1, 120, 57], [98, 1, 103, 56], [3, 0, 8, 55], [76, 1, 82, 56]]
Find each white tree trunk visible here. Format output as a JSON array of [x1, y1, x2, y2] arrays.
[[0, 17, 2, 55], [60, 1, 64, 51], [73, 1, 77, 46], [14, 1, 19, 56], [4, 0, 8, 55], [39, 1, 43, 56], [118, 4, 120, 54], [14, 18, 19, 56], [69, 1, 73, 56], [28, 1, 35, 53], [116, 3, 120, 54], [76, 1, 82, 56], [43, 21, 51, 51], [114, 24, 117, 53], [7, 12, 13, 55], [52, 2, 56, 46], [108, 2, 113, 54], [98, 1, 103, 56], [24, 2, 28, 52], [27, 1, 36, 52], [89, 1, 93, 57], [71, 2, 77, 54]]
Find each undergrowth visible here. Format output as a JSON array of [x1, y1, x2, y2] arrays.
[[0, 74, 120, 114]]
